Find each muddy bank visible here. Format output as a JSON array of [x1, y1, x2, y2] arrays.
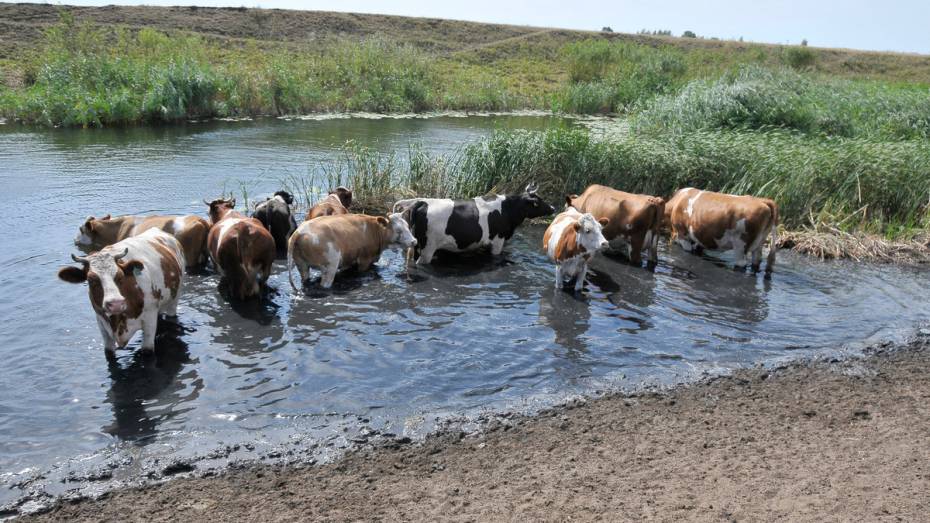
[[23, 337, 930, 521]]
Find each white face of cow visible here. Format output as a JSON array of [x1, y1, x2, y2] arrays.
[[575, 213, 609, 253], [386, 213, 417, 249]]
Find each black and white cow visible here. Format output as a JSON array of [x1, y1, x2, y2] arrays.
[[252, 190, 297, 253], [393, 184, 555, 264]]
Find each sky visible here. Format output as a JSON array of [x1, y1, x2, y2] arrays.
[[20, 0, 930, 54]]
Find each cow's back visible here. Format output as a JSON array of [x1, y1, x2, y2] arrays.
[[572, 185, 662, 241], [299, 214, 385, 268], [667, 188, 775, 250]]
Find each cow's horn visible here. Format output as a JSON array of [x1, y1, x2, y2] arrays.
[[112, 248, 129, 261], [71, 253, 89, 264], [229, 198, 237, 207], [203, 198, 212, 206]]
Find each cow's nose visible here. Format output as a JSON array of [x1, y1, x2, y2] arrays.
[[410, 238, 418, 247], [600, 241, 609, 249], [105, 298, 126, 314]]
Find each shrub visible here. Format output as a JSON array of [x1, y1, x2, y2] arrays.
[[783, 46, 816, 69]]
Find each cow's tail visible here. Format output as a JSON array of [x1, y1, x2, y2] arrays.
[[763, 198, 779, 272], [287, 233, 299, 292], [647, 196, 666, 262]]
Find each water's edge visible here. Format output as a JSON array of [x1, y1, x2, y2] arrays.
[[6, 325, 926, 518]]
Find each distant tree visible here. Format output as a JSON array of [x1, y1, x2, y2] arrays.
[[602, 26, 614, 33], [682, 30, 697, 38], [739, 36, 744, 42], [801, 38, 808, 46]]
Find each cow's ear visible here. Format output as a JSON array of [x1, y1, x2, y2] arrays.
[[101, 214, 111, 221], [598, 217, 609, 227], [119, 260, 144, 277], [573, 222, 582, 232], [58, 266, 87, 283], [377, 216, 390, 227]]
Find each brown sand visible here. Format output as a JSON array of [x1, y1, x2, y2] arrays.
[[25, 340, 930, 522]]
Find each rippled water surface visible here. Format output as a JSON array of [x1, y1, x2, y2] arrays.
[[1, 116, 929, 509]]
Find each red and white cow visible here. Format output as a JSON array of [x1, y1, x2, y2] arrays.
[[543, 208, 609, 291], [75, 214, 209, 270], [306, 187, 353, 221], [58, 229, 184, 355], [567, 184, 665, 266], [205, 198, 276, 299], [664, 188, 779, 273], [288, 213, 416, 289]]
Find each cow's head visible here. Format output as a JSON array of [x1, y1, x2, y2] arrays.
[[58, 248, 144, 319], [379, 213, 417, 249], [75, 214, 113, 246], [516, 183, 555, 219], [574, 213, 610, 253], [205, 198, 236, 224], [331, 187, 352, 209], [273, 191, 294, 206]]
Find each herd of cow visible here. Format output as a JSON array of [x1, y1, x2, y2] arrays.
[[59, 183, 779, 355]]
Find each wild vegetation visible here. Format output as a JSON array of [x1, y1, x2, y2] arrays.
[[1, 6, 929, 254]]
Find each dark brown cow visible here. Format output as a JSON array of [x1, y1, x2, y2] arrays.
[[205, 198, 276, 299], [567, 184, 665, 266], [664, 187, 778, 273], [58, 229, 184, 355], [75, 214, 209, 270], [305, 187, 353, 221]]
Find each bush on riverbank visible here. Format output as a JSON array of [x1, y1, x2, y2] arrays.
[[635, 66, 930, 140]]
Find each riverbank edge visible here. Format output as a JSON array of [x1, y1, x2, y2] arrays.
[[19, 334, 930, 521]]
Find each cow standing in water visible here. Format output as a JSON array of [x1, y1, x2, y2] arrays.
[[75, 214, 209, 270], [664, 188, 779, 273], [287, 213, 416, 289], [252, 191, 297, 254], [567, 185, 665, 267], [58, 229, 184, 356], [393, 184, 555, 264], [543, 208, 610, 291], [306, 187, 352, 221], [205, 198, 276, 299]]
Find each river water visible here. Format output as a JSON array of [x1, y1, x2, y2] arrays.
[[1, 115, 928, 511]]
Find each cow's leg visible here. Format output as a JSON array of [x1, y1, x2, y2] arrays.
[[490, 238, 505, 256], [140, 310, 159, 352], [554, 265, 563, 289], [574, 263, 588, 292], [320, 261, 339, 289], [416, 244, 437, 265], [164, 296, 179, 318], [356, 257, 376, 272], [750, 245, 763, 273], [675, 237, 693, 252], [296, 261, 310, 287], [97, 315, 117, 355], [629, 237, 644, 266]]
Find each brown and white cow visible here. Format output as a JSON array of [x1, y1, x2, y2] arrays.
[[567, 185, 665, 266], [305, 187, 352, 221], [75, 214, 209, 270], [664, 188, 778, 273], [58, 229, 184, 355], [287, 213, 416, 289], [543, 208, 609, 291], [205, 198, 276, 300]]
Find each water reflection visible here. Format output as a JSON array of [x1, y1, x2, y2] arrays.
[[103, 321, 198, 442], [538, 289, 591, 355]]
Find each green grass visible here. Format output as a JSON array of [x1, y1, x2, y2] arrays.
[[296, 127, 930, 239]]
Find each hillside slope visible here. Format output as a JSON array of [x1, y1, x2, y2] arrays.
[[1, 2, 929, 83]]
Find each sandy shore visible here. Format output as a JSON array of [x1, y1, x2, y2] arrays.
[[24, 339, 930, 522]]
